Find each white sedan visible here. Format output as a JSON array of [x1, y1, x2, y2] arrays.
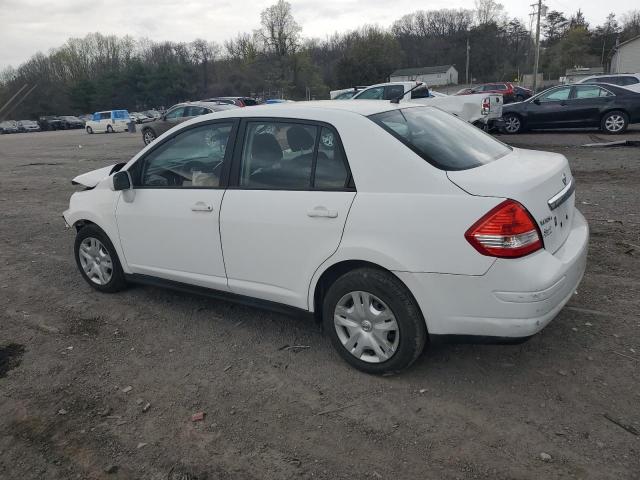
[[63, 101, 588, 373]]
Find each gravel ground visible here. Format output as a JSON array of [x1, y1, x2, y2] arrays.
[[1, 126, 639, 479]]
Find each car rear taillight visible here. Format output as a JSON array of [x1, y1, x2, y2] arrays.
[[465, 200, 542, 258], [481, 97, 491, 115]]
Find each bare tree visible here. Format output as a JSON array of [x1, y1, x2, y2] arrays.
[[474, 0, 505, 25], [257, 0, 301, 57]]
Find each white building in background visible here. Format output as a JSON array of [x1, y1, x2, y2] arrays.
[[611, 35, 640, 73], [389, 65, 458, 86]]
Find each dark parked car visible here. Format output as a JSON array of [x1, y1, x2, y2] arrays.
[[38, 116, 65, 131], [140, 101, 238, 145], [60, 115, 85, 129], [202, 96, 259, 107], [501, 83, 640, 134]]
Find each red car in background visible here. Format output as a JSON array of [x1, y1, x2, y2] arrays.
[[456, 83, 531, 103]]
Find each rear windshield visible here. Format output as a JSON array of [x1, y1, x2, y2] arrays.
[[369, 106, 511, 171]]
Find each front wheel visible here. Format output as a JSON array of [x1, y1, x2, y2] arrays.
[[86, 126, 93, 134], [142, 128, 156, 145], [502, 113, 523, 134], [323, 268, 427, 374], [601, 111, 628, 134], [74, 225, 127, 293]]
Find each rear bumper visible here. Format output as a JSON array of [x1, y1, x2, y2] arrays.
[[395, 209, 589, 339]]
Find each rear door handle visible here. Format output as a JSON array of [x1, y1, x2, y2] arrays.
[[307, 206, 338, 218], [191, 201, 213, 212]]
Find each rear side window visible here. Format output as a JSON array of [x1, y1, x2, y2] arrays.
[[384, 85, 405, 100], [369, 107, 511, 171], [242, 98, 258, 106], [314, 127, 349, 189]]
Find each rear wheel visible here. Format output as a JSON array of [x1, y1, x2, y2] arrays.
[[106, 125, 114, 133], [323, 268, 426, 374], [601, 111, 628, 134], [86, 126, 93, 134], [142, 128, 156, 145], [74, 225, 127, 293], [502, 113, 523, 134]]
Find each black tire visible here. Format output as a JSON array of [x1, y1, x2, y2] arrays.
[[74, 224, 127, 293], [106, 125, 114, 133], [142, 128, 156, 145], [322, 268, 427, 374], [86, 126, 93, 134], [502, 113, 523, 134], [601, 110, 628, 134]]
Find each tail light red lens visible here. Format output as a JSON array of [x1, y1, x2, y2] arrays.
[[481, 97, 491, 115], [465, 200, 542, 258]]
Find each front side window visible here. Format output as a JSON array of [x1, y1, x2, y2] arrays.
[[135, 123, 233, 188], [539, 87, 571, 102], [619, 76, 639, 86], [369, 106, 511, 171], [355, 87, 385, 100], [165, 107, 185, 120], [239, 122, 318, 189]]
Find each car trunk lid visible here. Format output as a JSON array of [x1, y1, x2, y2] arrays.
[[447, 147, 575, 254]]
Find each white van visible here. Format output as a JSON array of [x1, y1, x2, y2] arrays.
[[85, 110, 130, 134]]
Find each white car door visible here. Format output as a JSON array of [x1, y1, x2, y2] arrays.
[[220, 120, 356, 309], [115, 120, 237, 290]]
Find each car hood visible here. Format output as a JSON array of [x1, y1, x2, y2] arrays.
[[71, 164, 120, 187]]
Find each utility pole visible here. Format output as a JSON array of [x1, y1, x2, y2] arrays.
[[465, 37, 470, 85], [532, 0, 543, 93]]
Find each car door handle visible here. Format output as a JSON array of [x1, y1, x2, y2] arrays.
[[191, 201, 213, 212], [307, 206, 338, 218]]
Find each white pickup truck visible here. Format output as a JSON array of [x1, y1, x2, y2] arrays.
[[348, 81, 503, 129]]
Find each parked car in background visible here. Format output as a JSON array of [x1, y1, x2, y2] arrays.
[[38, 116, 65, 131], [63, 101, 588, 373], [142, 110, 162, 120], [140, 101, 238, 145], [60, 116, 85, 129], [203, 97, 259, 107], [351, 82, 503, 130], [501, 83, 640, 134], [0, 120, 20, 134], [17, 120, 41, 132], [330, 87, 369, 99], [513, 86, 533, 102], [85, 110, 130, 134], [456, 82, 517, 103], [130, 112, 152, 124], [577, 73, 640, 93]]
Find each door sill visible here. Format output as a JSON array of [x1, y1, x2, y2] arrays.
[[125, 273, 315, 320]]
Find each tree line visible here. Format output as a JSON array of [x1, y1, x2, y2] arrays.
[[1, 0, 639, 120]]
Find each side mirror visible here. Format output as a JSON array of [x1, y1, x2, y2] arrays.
[[112, 171, 132, 191], [533, 98, 541, 105]]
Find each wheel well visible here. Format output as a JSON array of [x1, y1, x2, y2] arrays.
[[312, 260, 394, 323], [73, 219, 96, 232], [601, 109, 628, 120]]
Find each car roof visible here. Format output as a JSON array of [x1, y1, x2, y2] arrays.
[[195, 100, 413, 120]]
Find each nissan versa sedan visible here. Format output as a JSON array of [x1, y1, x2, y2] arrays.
[[501, 83, 640, 134], [63, 101, 588, 373]]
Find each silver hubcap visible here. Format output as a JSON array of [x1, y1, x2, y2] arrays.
[[505, 116, 520, 133], [144, 131, 155, 144], [605, 115, 624, 132], [78, 237, 113, 285], [334, 291, 399, 363]]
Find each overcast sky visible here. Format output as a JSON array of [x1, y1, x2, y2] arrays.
[[1, 0, 637, 70]]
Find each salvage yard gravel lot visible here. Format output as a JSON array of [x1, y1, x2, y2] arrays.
[[1, 126, 639, 479]]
